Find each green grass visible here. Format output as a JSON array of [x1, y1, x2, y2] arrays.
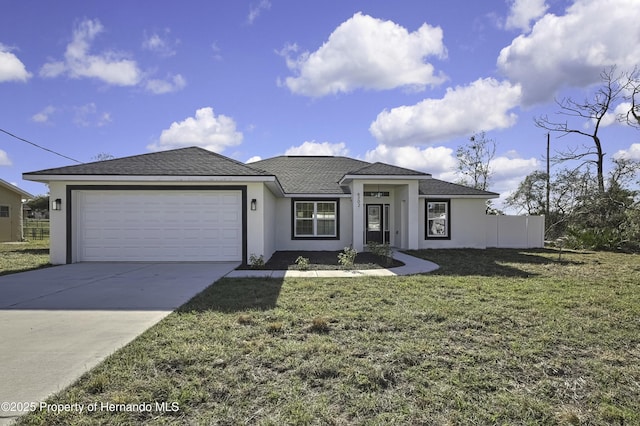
[[0, 239, 50, 276], [17, 249, 640, 425]]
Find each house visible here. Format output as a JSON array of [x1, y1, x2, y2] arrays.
[[23, 146, 539, 265], [0, 178, 34, 242]]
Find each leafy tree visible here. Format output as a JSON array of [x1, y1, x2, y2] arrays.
[[92, 153, 115, 161], [26, 195, 49, 213], [508, 167, 594, 239], [505, 170, 547, 215]]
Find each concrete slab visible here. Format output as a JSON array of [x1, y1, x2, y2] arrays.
[[0, 262, 237, 424]]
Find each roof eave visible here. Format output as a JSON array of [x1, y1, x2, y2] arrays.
[[339, 174, 431, 185], [419, 193, 499, 199], [22, 174, 278, 183]]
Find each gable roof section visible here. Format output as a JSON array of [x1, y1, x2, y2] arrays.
[[0, 178, 34, 199], [250, 156, 370, 194], [419, 178, 498, 198], [24, 147, 271, 177], [347, 162, 431, 177]]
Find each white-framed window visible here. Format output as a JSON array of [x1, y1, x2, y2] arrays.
[[0, 205, 9, 218], [426, 200, 450, 239], [293, 200, 338, 238]]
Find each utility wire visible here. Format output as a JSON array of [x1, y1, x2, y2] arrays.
[[0, 127, 83, 164]]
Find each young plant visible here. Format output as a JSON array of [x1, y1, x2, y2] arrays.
[[248, 253, 265, 269], [337, 246, 357, 270], [295, 256, 310, 271]]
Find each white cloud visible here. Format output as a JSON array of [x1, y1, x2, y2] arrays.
[[504, 0, 548, 32], [142, 29, 178, 57], [32, 105, 56, 123], [282, 12, 447, 97], [498, 0, 640, 105], [284, 141, 349, 156], [0, 43, 31, 82], [370, 78, 522, 146], [489, 153, 540, 202], [73, 103, 112, 127], [490, 153, 539, 180], [0, 149, 12, 166], [248, 0, 271, 24], [598, 102, 632, 127], [613, 143, 640, 161], [145, 74, 186, 94], [148, 107, 243, 152], [364, 144, 457, 178], [246, 155, 262, 163], [40, 18, 141, 86]]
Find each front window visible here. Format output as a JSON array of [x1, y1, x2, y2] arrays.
[[293, 200, 338, 238], [426, 200, 450, 239], [0, 206, 9, 218]]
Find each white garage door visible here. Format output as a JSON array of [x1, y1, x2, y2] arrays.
[[75, 190, 242, 262]]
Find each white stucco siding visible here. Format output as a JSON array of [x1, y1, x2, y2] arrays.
[[261, 185, 277, 261], [48, 181, 68, 265], [419, 198, 488, 249], [274, 197, 353, 251], [245, 182, 266, 264]]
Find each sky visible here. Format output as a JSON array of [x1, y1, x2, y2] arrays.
[[1, 0, 640, 210]]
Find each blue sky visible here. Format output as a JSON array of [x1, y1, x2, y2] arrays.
[[1, 0, 639, 209]]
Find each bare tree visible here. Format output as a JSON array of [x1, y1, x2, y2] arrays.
[[456, 131, 496, 191], [534, 66, 637, 194], [620, 66, 640, 128]]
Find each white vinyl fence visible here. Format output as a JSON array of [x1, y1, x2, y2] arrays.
[[486, 215, 545, 248]]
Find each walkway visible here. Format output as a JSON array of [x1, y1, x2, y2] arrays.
[[226, 250, 439, 278]]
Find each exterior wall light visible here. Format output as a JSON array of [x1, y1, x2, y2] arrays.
[[52, 198, 62, 211], [250, 199, 257, 211]]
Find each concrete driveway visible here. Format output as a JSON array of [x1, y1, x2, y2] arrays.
[[0, 262, 237, 424]]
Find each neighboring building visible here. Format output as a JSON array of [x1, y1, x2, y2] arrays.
[[23, 147, 542, 265], [0, 178, 34, 242]]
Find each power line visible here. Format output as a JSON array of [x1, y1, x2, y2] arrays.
[[0, 127, 82, 164]]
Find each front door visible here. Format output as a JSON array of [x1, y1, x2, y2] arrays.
[[366, 204, 383, 244]]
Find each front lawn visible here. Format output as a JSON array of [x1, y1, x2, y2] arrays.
[[19, 249, 640, 425], [0, 239, 50, 276]]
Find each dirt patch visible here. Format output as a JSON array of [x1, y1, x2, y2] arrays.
[[240, 250, 404, 270]]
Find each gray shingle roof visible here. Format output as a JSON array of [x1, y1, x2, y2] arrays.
[[25, 147, 271, 177], [346, 162, 431, 177], [419, 179, 499, 197], [250, 156, 370, 194], [24, 147, 498, 198]]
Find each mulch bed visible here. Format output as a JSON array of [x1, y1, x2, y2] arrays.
[[239, 250, 404, 270]]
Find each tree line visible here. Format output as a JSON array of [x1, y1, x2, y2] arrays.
[[508, 66, 640, 251]]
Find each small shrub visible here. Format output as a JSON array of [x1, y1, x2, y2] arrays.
[[248, 253, 265, 269], [237, 314, 253, 325], [295, 256, 310, 271], [266, 321, 284, 333], [337, 246, 357, 270], [308, 317, 330, 333]]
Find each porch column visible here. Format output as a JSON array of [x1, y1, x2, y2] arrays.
[[407, 181, 419, 250], [351, 181, 364, 251]]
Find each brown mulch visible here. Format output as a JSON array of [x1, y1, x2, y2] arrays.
[[239, 250, 404, 270]]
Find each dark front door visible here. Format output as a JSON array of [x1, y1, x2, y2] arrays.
[[366, 204, 383, 244]]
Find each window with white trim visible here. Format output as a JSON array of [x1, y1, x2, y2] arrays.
[[0, 205, 9, 218], [426, 200, 450, 239], [293, 200, 338, 238]]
